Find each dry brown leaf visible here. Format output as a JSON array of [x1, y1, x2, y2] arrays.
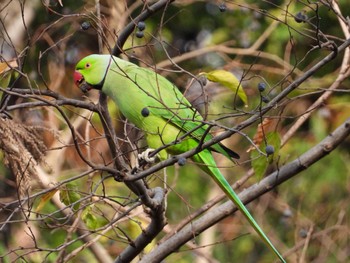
[[247, 118, 273, 152]]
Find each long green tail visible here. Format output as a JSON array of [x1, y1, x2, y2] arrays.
[[196, 152, 286, 262]]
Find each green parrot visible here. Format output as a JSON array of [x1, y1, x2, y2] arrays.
[[74, 54, 285, 262]]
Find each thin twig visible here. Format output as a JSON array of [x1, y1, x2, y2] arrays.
[[139, 118, 350, 262]]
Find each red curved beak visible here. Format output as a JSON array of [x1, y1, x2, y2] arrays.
[[73, 70, 84, 87]]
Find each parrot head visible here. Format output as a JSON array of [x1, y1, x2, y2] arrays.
[[74, 54, 112, 92]]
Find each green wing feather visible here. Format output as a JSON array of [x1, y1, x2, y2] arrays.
[[121, 64, 239, 160]]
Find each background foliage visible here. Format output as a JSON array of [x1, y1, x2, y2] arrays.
[[0, 0, 349, 262]]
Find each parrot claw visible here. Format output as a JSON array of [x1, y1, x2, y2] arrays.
[[138, 148, 157, 163], [132, 148, 158, 174]]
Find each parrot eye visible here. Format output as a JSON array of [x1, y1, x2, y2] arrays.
[[85, 63, 91, 68]]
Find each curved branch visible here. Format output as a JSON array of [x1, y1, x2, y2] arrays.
[[1, 88, 100, 112], [112, 0, 175, 56], [95, 2, 177, 262], [115, 187, 166, 263], [97, 93, 128, 172]]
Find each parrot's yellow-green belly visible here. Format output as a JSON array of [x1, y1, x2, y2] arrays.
[[142, 116, 195, 160]]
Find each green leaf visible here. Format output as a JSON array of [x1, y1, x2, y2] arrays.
[[59, 183, 81, 211], [35, 189, 58, 212], [0, 59, 18, 88], [0, 72, 12, 88], [202, 69, 248, 106], [251, 150, 268, 179], [250, 132, 281, 178], [81, 205, 98, 230]]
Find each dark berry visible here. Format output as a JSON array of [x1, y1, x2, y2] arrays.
[[136, 31, 144, 38], [141, 107, 150, 117], [198, 76, 207, 87], [137, 21, 146, 31], [265, 145, 275, 156], [258, 82, 266, 92], [294, 12, 307, 23], [261, 95, 270, 103], [299, 229, 308, 238], [219, 3, 227, 12], [81, 21, 91, 30], [177, 157, 186, 166]]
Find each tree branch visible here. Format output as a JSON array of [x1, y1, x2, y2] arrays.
[[1, 88, 100, 112], [139, 118, 350, 262], [112, 0, 175, 56], [95, 2, 177, 262], [115, 187, 166, 263]]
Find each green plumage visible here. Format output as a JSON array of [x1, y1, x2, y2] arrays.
[[75, 54, 285, 262]]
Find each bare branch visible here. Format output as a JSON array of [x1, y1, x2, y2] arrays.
[[139, 118, 350, 262], [112, 0, 175, 55]]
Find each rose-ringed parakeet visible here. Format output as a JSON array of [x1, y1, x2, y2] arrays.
[[74, 54, 285, 262]]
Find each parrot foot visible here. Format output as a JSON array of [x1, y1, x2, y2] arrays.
[[132, 148, 159, 174], [138, 148, 157, 163]]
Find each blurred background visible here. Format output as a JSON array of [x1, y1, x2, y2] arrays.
[[0, 1, 349, 262]]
